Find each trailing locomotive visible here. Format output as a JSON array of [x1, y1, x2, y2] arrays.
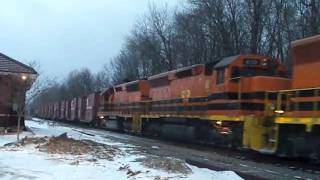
[[35, 35, 320, 159], [99, 54, 290, 149]]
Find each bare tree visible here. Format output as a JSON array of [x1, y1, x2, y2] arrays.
[[12, 61, 40, 140], [94, 65, 111, 91], [148, 3, 176, 70], [33, 0, 320, 110]]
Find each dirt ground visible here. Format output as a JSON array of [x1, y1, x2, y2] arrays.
[[38, 133, 119, 161], [3, 133, 120, 162], [2, 133, 194, 178], [135, 156, 192, 175]]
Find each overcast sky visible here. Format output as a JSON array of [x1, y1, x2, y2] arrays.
[[0, 0, 182, 78]]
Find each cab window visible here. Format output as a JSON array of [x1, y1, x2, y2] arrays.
[[243, 59, 260, 66], [231, 67, 240, 78], [216, 68, 225, 84], [232, 59, 285, 78]]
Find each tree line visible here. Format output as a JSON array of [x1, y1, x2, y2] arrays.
[[111, 0, 319, 83], [30, 0, 320, 111], [30, 67, 110, 112]]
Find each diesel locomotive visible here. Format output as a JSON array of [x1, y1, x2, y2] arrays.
[[36, 35, 320, 159]]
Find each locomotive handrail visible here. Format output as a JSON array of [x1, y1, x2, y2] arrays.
[[267, 86, 320, 93], [266, 87, 320, 116], [229, 76, 242, 109], [229, 76, 241, 81]]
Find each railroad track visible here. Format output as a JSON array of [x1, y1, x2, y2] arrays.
[[29, 119, 320, 179]]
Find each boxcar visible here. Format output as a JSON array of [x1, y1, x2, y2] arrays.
[[53, 102, 60, 120], [65, 99, 72, 121], [70, 98, 78, 121], [44, 106, 48, 119], [81, 92, 100, 125], [77, 96, 87, 122], [59, 100, 65, 120], [48, 104, 54, 119]]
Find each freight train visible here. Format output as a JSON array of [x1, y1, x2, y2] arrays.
[[36, 35, 320, 160]]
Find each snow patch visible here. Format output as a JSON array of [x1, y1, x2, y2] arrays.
[[0, 132, 33, 146]]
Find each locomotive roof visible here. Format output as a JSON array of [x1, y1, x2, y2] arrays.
[[148, 64, 203, 80], [101, 87, 112, 96], [291, 35, 320, 48], [214, 55, 240, 68], [0, 52, 37, 74], [114, 79, 143, 88]]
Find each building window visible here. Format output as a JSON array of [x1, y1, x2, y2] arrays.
[[216, 68, 225, 84]]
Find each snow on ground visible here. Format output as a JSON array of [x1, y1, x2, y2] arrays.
[[0, 132, 33, 146], [0, 118, 243, 180]]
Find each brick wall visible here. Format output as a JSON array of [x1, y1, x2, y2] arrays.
[[0, 75, 25, 127]]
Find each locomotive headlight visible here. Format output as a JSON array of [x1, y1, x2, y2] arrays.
[[99, 116, 104, 119], [275, 110, 284, 114], [216, 121, 222, 125], [262, 59, 269, 68]]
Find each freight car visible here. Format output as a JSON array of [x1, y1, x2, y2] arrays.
[[48, 104, 54, 120], [82, 92, 101, 126], [65, 99, 72, 121], [77, 96, 87, 122], [36, 35, 320, 160], [70, 98, 78, 121], [53, 102, 60, 120], [59, 100, 66, 120]]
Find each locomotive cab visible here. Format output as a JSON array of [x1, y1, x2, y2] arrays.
[[231, 58, 285, 78], [209, 54, 291, 117], [213, 54, 290, 93], [204, 55, 291, 152]]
